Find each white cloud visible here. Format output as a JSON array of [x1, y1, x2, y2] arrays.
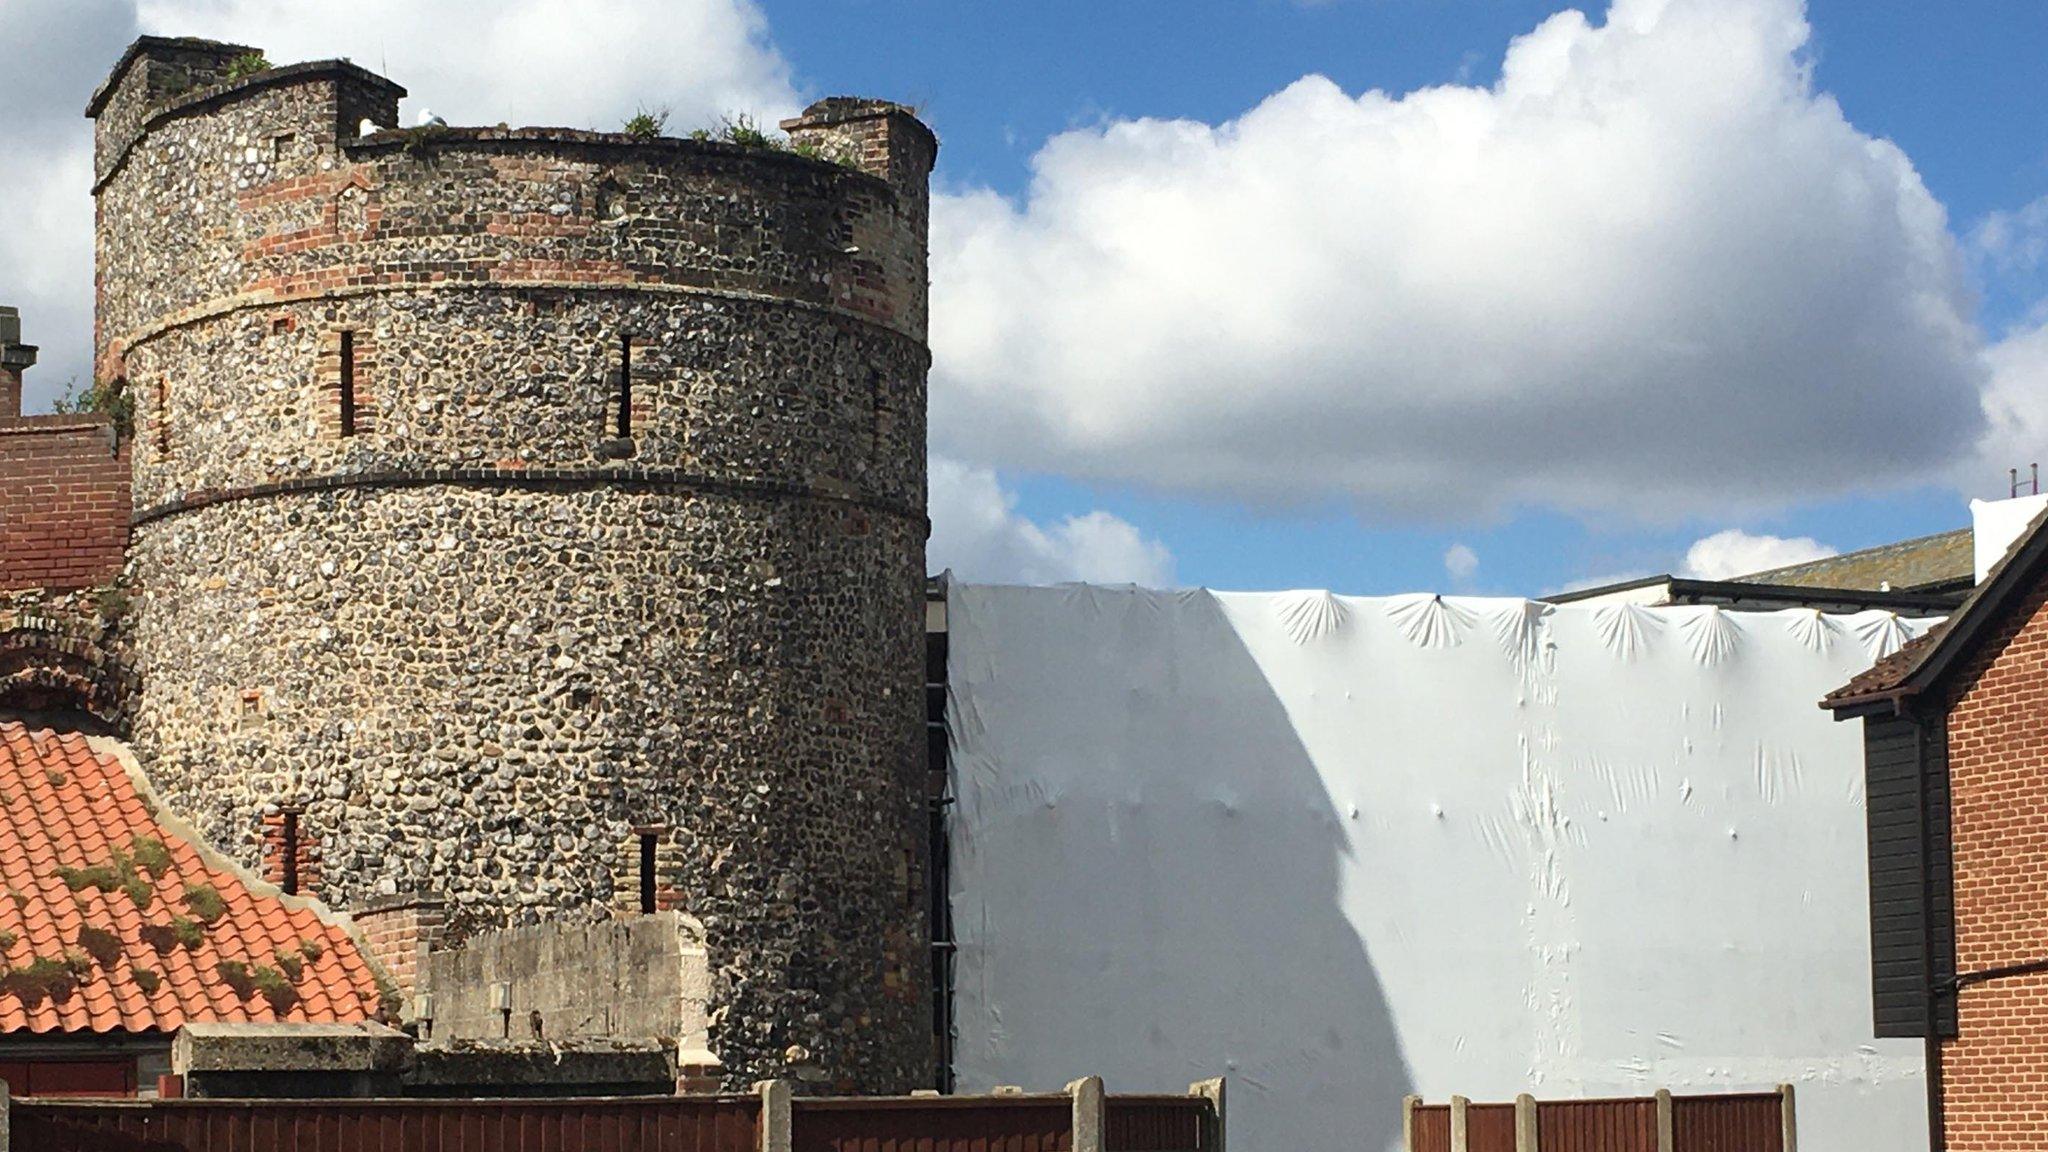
[[1680, 528, 1836, 580], [0, 0, 796, 413], [135, 0, 797, 132], [1972, 194, 2048, 277], [929, 0, 1986, 520], [1443, 543, 1479, 581], [1975, 317, 2048, 491], [928, 458, 1177, 586]]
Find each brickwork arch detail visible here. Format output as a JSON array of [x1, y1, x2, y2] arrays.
[[0, 623, 134, 732]]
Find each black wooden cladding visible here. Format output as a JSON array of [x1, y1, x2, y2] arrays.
[[1863, 714, 1956, 1038], [926, 615, 956, 1093]]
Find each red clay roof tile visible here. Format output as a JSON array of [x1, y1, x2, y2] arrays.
[[0, 722, 384, 1034]]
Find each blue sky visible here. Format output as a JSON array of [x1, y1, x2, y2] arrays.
[[775, 1, 2047, 230], [5, 0, 2047, 596], [776, 0, 2048, 594]]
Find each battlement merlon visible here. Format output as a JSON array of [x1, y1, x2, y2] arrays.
[[782, 98, 938, 207], [87, 36, 405, 190]]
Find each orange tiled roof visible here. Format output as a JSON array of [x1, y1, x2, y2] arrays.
[[1823, 503, 2048, 712], [0, 722, 385, 1034]]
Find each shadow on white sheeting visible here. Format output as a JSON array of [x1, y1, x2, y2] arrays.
[[949, 586, 1415, 1150], [945, 584, 1933, 1152]]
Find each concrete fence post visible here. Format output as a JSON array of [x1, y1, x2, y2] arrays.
[[1777, 1083, 1797, 1152], [1449, 1095, 1469, 1152], [1515, 1093, 1539, 1152], [1068, 1076, 1106, 1152], [1189, 1077, 1226, 1152], [1654, 1089, 1674, 1152], [1402, 1094, 1420, 1152], [756, 1079, 792, 1152], [0, 1076, 10, 1152]]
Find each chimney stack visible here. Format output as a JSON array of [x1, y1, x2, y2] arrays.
[[0, 306, 36, 419]]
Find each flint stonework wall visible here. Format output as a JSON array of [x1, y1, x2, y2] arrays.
[[119, 292, 925, 510], [94, 39, 936, 1092]]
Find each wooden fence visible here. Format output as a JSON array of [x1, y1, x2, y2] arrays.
[[2, 1076, 1223, 1152], [13, 1094, 765, 1152], [1407, 1087, 1794, 1152]]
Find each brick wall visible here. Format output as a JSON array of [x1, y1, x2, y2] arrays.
[[0, 414, 132, 592], [349, 894, 444, 1012], [1937, 576, 2048, 1150]]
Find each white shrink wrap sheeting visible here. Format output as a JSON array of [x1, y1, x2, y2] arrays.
[[1973, 493, 2048, 581], [945, 584, 1936, 1152]]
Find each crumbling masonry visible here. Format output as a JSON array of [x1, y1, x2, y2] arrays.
[[79, 36, 937, 1091]]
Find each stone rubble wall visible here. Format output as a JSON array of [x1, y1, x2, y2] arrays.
[[119, 290, 926, 514], [94, 39, 935, 1093], [94, 67, 401, 367], [421, 911, 712, 1051], [88, 36, 266, 186], [94, 102, 925, 383]]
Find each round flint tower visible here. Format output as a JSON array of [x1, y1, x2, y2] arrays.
[[90, 37, 935, 1088]]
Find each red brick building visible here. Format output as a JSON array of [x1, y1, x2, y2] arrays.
[[1, 309, 133, 738], [0, 306, 131, 595], [1825, 507, 2048, 1152]]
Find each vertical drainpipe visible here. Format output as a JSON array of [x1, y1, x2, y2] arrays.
[[1913, 710, 1945, 1152]]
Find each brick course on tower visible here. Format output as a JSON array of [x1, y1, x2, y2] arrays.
[[86, 36, 937, 1091]]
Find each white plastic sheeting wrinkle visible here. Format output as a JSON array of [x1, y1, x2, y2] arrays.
[[945, 585, 1936, 1152]]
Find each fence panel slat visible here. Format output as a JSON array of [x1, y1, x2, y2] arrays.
[[1412, 1104, 1453, 1152], [1671, 1092, 1783, 1152], [1464, 1103, 1517, 1152], [1106, 1097, 1207, 1151], [1534, 1097, 1659, 1152]]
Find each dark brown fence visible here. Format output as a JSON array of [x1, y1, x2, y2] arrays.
[[794, 1095, 1071, 1152], [12, 1095, 764, 1152], [1104, 1094, 1213, 1152], [1408, 1087, 1793, 1152], [11, 1082, 1222, 1152], [1467, 1102, 1518, 1150], [1669, 1092, 1786, 1152], [1536, 1097, 1659, 1152], [1414, 1103, 1455, 1151]]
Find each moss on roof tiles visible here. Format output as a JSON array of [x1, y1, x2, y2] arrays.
[[1735, 528, 1972, 591]]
